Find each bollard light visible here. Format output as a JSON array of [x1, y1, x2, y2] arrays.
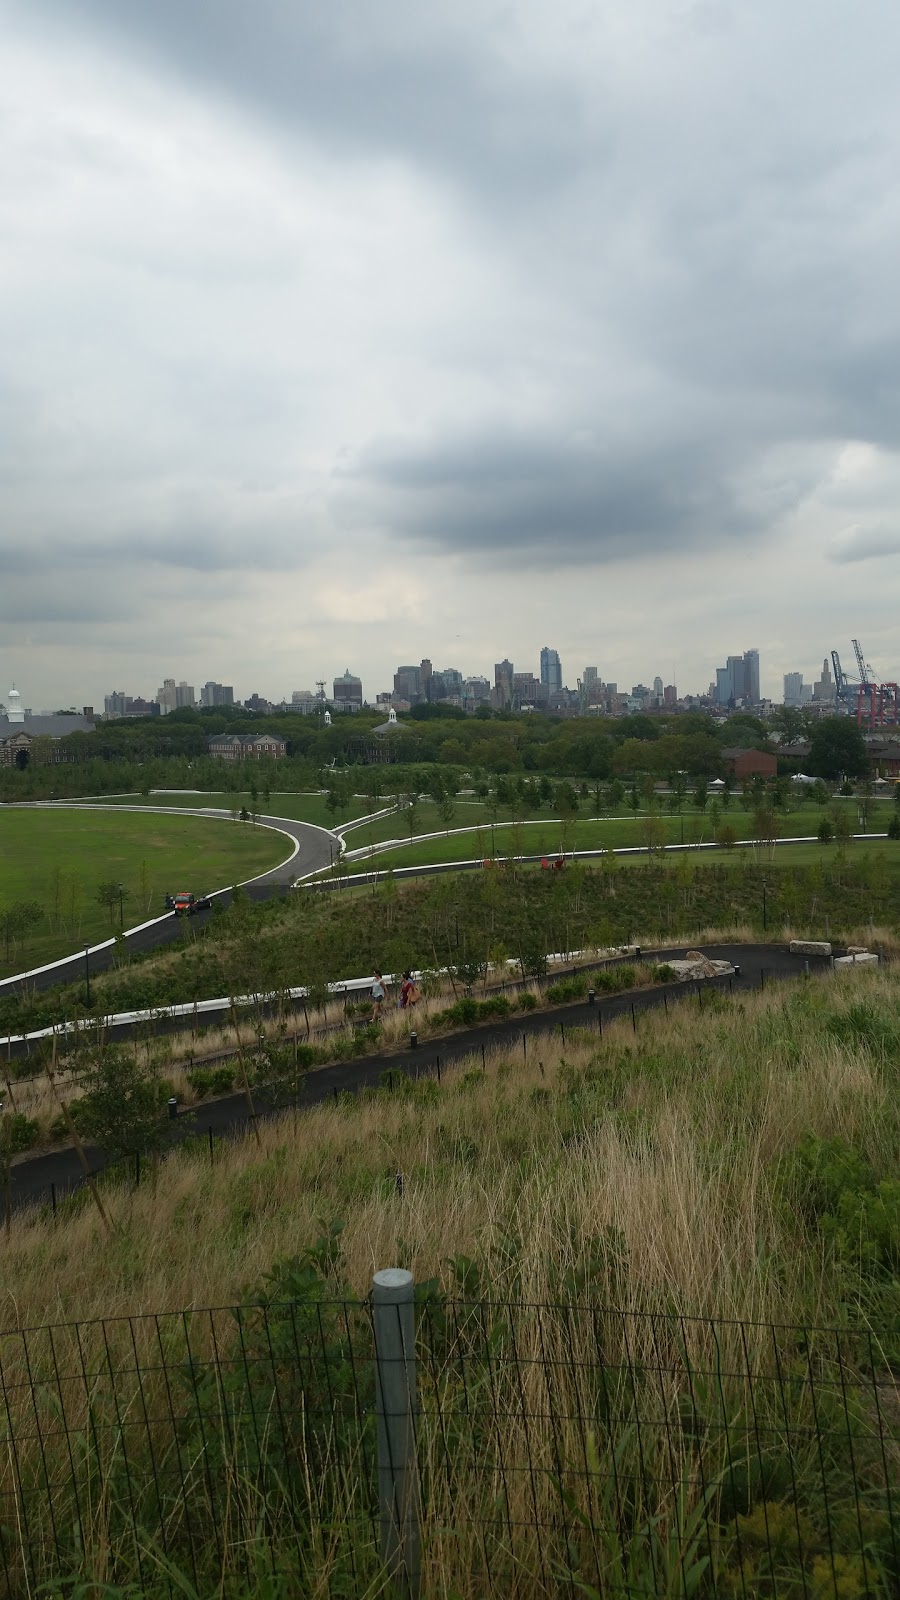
[[588, 989, 595, 1005], [409, 1031, 418, 1050], [167, 1096, 178, 1121]]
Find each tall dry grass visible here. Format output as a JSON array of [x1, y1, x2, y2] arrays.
[[0, 961, 897, 1597], [1, 961, 896, 1330]]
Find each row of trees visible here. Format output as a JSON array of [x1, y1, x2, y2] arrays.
[[2, 693, 874, 795]]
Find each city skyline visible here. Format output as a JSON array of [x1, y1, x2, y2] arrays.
[[5, 637, 878, 718], [3, 3, 900, 710]]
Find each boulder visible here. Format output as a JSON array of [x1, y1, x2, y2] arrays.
[[834, 952, 878, 968], [789, 940, 832, 957], [666, 953, 734, 981]]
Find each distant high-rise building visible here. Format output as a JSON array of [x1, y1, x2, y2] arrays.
[[513, 672, 540, 705], [582, 667, 598, 689], [812, 658, 835, 704], [783, 672, 803, 706], [244, 692, 273, 713], [333, 669, 363, 711], [104, 691, 132, 719], [744, 648, 760, 703], [156, 678, 177, 714], [494, 659, 515, 707], [393, 665, 420, 703], [664, 684, 677, 706], [200, 682, 234, 708], [463, 676, 491, 704], [291, 689, 316, 714], [653, 675, 664, 704], [540, 647, 562, 695], [714, 649, 760, 706], [419, 659, 433, 702], [726, 655, 746, 701]]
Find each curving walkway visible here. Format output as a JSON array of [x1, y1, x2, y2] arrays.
[[0, 803, 337, 996], [5, 942, 840, 1212]]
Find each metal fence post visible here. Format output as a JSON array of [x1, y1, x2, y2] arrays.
[[373, 1268, 421, 1599]]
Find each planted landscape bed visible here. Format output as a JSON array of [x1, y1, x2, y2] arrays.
[[2, 851, 898, 1038]]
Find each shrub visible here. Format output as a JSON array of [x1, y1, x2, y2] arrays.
[[481, 995, 512, 1019], [76, 1049, 174, 1161], [519, 991, 538, 1011], [546, 976, 589, 1004], [1, 1113, 40, 1155], [653, 963, 677, 982], [787, 1133, 875, 1222], [593, 965, 636, 993], [441, 997, 479, 1026]]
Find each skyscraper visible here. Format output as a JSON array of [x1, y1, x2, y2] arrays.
[[783, 672, 803, 706], [744, 648, 760, 703], [714, 649, 760, 706], [540, 647, 562, 695], [333, 669, 363, 710], [494, 659, 515, 707]]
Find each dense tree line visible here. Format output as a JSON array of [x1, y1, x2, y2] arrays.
[[0, 703, 871, 802]]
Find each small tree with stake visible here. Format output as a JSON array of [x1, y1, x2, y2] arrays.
[[95, 880, 125, 927], [76, 1047, 173, 1164]]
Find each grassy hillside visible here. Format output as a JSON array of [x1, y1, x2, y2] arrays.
[[2, 850, 898, 1036], [6, 962, 897, 1326], [0, 962, 897, 1596]]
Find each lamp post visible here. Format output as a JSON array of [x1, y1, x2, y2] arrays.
[[84, 947, 91, 1007]]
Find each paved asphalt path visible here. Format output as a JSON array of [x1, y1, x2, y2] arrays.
[[0, 805, 336, 997], [7, 942, 832, 1213]]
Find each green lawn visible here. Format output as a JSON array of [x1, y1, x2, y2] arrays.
[[93, 791, 370, 829], [0, 809, 290, 976], [349, 803, 894, 871]]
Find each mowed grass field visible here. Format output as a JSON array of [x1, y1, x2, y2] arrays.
[[354, 804, 895, 870], [0, 809, 290, 975], [93, 791, 368, 828]]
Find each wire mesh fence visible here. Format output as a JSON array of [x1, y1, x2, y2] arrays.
[[0, 1293, 896, 1597]]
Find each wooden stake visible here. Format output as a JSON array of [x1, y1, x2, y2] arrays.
[[3, 1118, 11, 1243], [230, 1001, 261, 1145], [47, 1036, 112, 1233]]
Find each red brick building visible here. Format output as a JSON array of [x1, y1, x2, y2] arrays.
[[208, 735, 287, 761], [722, 747, 777, 780]]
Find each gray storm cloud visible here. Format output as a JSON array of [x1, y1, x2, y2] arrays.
[[1, 0, 900, 701]]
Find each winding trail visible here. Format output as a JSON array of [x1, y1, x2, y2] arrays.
[[6, 941, 838, 1213]]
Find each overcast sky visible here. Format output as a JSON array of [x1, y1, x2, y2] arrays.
[[2, 0, 900, 711]]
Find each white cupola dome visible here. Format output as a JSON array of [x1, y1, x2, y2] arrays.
[[6, 685, 25, 724]]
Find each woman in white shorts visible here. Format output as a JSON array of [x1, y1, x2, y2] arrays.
[[371, 969, 388, 1021]]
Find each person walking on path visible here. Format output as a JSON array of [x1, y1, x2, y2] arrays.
[[399, 970, 421, 1009], [370, 968, 389, 1021]]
